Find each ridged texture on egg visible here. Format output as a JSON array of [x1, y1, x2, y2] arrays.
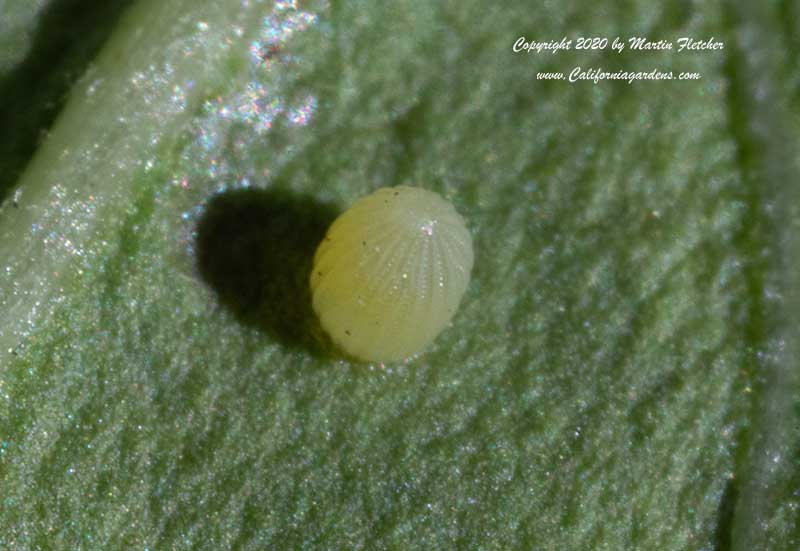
[[311, 186, 473, 362]]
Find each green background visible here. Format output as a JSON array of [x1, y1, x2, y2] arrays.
[[0, 0, 798, 549]]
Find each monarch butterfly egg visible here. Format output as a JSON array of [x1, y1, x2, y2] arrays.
[[310, 186, 473, 362]]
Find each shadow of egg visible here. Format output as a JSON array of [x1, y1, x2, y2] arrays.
[[195, 186, 339, 356]]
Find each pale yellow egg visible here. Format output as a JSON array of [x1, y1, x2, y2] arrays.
[[310, 186, 473, 362]]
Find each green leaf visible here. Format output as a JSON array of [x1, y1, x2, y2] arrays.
[[1, 0, 798, 549]]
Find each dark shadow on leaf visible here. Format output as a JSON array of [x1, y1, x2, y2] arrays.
[[0, 0, 136, 202], [714, 477, 738, 551], [195, 187, 339, 356]]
